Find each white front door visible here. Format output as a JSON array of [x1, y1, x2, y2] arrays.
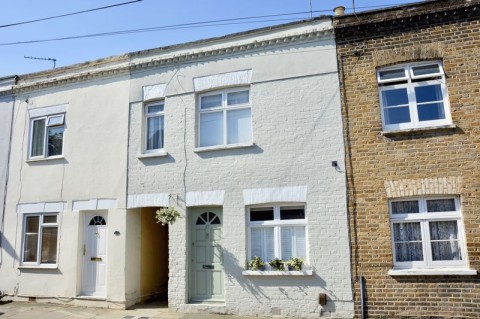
[[81, 214, 108, 297], [190, 208, 224, 302]]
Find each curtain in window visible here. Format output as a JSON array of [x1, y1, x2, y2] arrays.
[[147, 116, 164, 150], [23, 216, 39, 262], [427, 199, 455, 212], [281, 226, 306, 260], [227, 109, 251, 144], [393, 222, 423, 262], [41, 227, 58, 264], [430, 221, 461, 261], [391, 200, 419, 214], [31, 119, 45, 157], [250, 227, 274, 261]]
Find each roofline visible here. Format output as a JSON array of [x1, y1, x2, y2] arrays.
[[18, 15, 329, 81]]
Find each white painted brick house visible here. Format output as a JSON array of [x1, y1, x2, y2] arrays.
[[0, 17, 353, 318]]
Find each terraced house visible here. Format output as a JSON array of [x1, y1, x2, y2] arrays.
[[0, 17, 354, 318], [334, 0, 480, 318]]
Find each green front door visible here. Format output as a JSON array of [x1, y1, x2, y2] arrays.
[[190, 207, 224, 302]]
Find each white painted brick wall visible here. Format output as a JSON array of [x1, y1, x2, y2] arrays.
[[127, 33, 353, 317]]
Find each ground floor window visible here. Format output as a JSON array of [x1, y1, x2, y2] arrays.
[[248, 205, 307, 262], [390, 196, 466, 269], [22, 214, 59, 265]]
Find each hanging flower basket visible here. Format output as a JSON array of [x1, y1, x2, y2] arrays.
[[155, 207, 181, 226]]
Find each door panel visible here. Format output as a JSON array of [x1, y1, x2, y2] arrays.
[[190, 208, 224, 301], [81, 214, 108, 297]]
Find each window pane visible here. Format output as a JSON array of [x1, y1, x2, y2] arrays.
[[227, 91, 249, 106], [200, 112, 223, 147], [147, 103, 164, 114], [31, 119, 45, 157], [47, 115, 64, 126], [41, 227, 58, 264], [250, 227, 274, 261], [250, 228, 262, 258], [379, 68, 406, 81], [381, 88, 409, 106], [427, 199, 456, 212], [391, 201, 419, 214], [23, 216, 39, 262], [393, 222, 422, 242], [281, 226, 306, 260], [47, 126, 64, 156], [43, 216, 57, 224], [417, 103, 446, 122], [395, 242, 424, 262], [415, 84, 443, 104], [227, 108, 251, 144], [147, 116, 164, 150], [280, 206, 305, 220], [412, 64, 441, 77], [250, 207, 274, 222], [201, 94, 222, 109], [384, 106, 411, 125], [430, 221, 461, 261]]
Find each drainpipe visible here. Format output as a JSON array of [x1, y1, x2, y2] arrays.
[[360, 276, 366, 319]]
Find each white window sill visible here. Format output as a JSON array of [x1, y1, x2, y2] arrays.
[[26, 156, 65, 163], [242, 269, 313, 276], [382, 124, 457, 136], [137, 150, 168, 159], [194, 142, 255, 153], [18, 264, 58, 270], [388, 268, 477, 276]]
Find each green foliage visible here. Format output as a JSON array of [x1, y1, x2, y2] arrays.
[[286, 257, 304, 271], [268, 258, 285, 271], [155, 207, 181, 226], [248, 256, 265, 270]]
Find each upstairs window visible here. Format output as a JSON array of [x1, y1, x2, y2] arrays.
[[390, 197, 466, 269], [29, 114, 65, 159], [198, 88, 252, 148], [144, 101, 165, 152], [377, 62, 451, 131]]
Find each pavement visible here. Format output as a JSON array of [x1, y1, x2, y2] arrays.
[[0, 301, 268, 319]]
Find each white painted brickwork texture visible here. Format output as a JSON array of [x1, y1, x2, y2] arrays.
[[128, 26, 354, 318]]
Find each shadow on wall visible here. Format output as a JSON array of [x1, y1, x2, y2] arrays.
[[1, 234, 18, 263], [222, 249, 338, 315]]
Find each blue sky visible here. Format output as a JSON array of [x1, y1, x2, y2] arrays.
[[1, 0, 416, 77]]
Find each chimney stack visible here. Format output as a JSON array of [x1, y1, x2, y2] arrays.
[[333, 6, 346, 16]]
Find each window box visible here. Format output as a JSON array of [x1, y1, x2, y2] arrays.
[[389, 196, 467, 270], [378, 62, 452, 132], [198, 88, 252, 148], [242, 269, 314, 276]]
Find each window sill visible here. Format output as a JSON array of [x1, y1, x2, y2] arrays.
[[18, 264, 58, 270], [242, 269, 313, 276], [382, 124, 457, 136], [194, 142, 255, 153], [137, 150, 168, 159], [26, 156, 65, 163], [388, 268, 477, 276]]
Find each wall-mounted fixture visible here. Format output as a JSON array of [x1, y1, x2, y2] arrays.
[[332, 161, 338, 168], [114, 231, 120, 236], [319, 293, 327, 305]]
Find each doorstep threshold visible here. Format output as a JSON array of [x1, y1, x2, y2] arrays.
[[76, 295, 107, 301]]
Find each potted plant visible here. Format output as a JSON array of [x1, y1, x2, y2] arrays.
[[286, 257, 304, 271], [155, 207, 181, 226], [269, 258, 285, 271], [248, 256, 265, 271]]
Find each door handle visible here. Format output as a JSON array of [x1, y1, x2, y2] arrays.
[[202, 265, 214, 269], [90, 257, 102, 262]]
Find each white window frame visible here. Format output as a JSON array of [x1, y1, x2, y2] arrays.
[[21, 213, 59, 267], [389, 196, 467, 270], [197, 87, 252, 148], [247, 204, 308, 262], [377, 62, 452, 131], [143, 101, 165, 153], [28, 113, 65, 159]]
